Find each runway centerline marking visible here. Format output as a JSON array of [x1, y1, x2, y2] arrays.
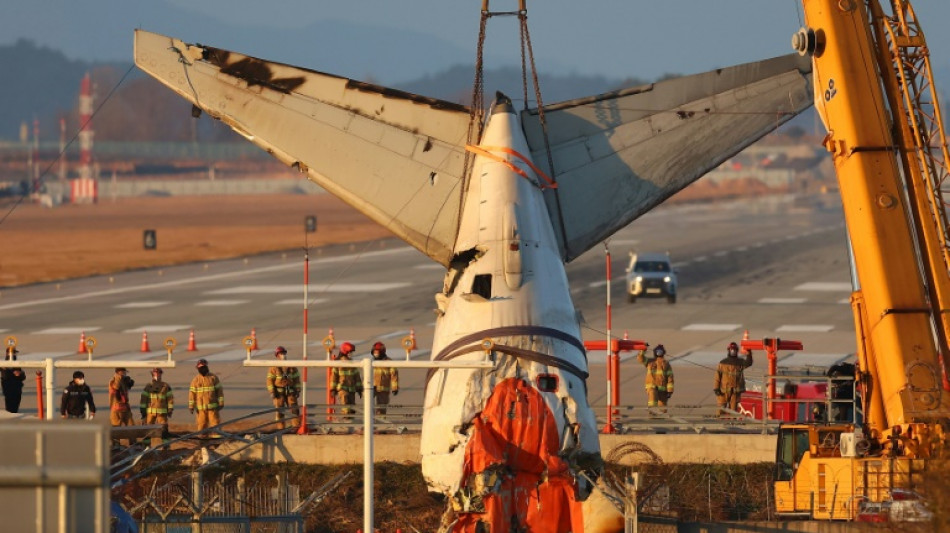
[[776, 324, 834, 333], [33, 327, 101, 335], [758, 298, 807, 304], [681, 323, 741, 331], [795, 282, 852, 292], [274, 298, 329, 305], [196, 300, 250, 306], [115, 302, 170, 309]]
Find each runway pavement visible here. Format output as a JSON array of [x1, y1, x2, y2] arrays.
[[0, 195, 855, 428]]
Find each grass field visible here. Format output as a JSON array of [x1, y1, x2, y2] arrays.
[[0, 194, 390, 287]]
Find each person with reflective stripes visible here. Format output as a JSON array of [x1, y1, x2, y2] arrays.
[[189, 359, 223, 432], [330, 342, 362, 422], [268, 346, 300, 429], [637, 344, 674, 409], [109, 367, 136, 428], [371, 342, 399, 415], [140, 367, 174, 435], [715, 341, 753, 415]]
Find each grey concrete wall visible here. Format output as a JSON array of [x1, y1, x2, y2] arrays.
[[215, 433, 778, 465]]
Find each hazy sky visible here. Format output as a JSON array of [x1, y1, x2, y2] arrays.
[[4, 1, 950, 82]]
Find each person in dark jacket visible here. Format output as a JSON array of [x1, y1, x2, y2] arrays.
[[2, 346, 26, 413], [61, 370, 96, 419]]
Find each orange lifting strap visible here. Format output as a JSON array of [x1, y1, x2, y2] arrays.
[[465, 144, 558, 189]]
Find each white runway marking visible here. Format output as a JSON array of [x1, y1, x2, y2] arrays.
[[713, 251, 727, 257], [196, 300, 250, 306], [694, 256, 708, 262], [375, 330, 411, 340], [735, 246, 749, 252], [758, 298, 807, 304], [795, 282, 852, 292], [274, 298, 329, 306], [122, 325, 192, 333], [838, 298, 851, 304], [413, 264, 445, 270], [99, 352, 173, 362], [682, 323, 741, 331], [776, 324, 834, 333], [608, 239, 639, 246], [677, 351, 727, 365], [0, 247, 416, 311], [33, 327, 101, 335], [208, 283, 411, 294], [192, 350, 260, 362], [780, 352, 852, 367], [115, 302, 170, 309]]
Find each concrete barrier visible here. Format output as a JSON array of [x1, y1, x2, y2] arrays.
[[214, 433, 778, 465]]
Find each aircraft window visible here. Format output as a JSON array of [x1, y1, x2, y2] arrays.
[[634, 261, 670, 273], [472, 274, 492, 299]]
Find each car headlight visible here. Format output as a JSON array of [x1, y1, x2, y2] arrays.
[[635, 276, 643, 282], [663, 276, 671, 282]]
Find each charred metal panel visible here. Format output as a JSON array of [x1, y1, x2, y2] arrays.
[[134, 30, 471, 265], [522, 54, 813, 262]]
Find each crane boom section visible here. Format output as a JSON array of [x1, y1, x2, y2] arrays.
[[803, 0, 950, 427]]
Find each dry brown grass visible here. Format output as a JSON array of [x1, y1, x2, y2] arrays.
[[0, 194, 391, 287]]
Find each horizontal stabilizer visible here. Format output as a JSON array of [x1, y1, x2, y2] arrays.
[[134, 30, 472, 266], [523, 54, 813, 262]]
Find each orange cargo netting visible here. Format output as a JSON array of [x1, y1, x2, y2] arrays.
[[465, 144, 558, 189]]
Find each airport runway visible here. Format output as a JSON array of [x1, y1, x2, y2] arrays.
[[0, 195, 854, 426]]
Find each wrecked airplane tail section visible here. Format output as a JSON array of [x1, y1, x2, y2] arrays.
[[134, 29, 472, 266]]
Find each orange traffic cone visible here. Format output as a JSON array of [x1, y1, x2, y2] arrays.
[[78, 330, 87, 354], [141, 331, 151, 352], [741, 329, 750, 354], [250, 328, 259, 350], [187, 329, 198, 351]]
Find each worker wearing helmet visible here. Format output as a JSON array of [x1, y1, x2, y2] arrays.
[[330, 342, 362, 425], [61, 370, 96, 419], [714, 341, 753, 415], [189, 359, 224, 432], [108, 367, 136, 430], [267, 346, 301, 430], [371, 342, 399, 415], [140, 367, 174, 437], [637, 344, 674, 410]]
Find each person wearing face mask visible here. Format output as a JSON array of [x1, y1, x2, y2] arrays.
[[267, 346, 300, 430], [109, 367, 136, 428], [140, 367, 174, 436], [714, 341, 753, 415], [370, 342, 398, 415], [61, 370, 96, 419], [1, 346, 26, 413], [189, 359, 224, 432]]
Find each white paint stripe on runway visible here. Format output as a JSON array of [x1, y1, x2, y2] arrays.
[[735, 246, 749, 252], [18, 352, 74, 361], [0, 247, 416, 311], [33, 327, 101, 335], [376, 330, 411, 340], [838, 298, 851, 304], [672, 262, 689, 268], [776, 324, 835, 333], [758, 297, 807, 304], [413, 264, 445, 270], [208, 283, 410, 294], [196, 300, 250, 306], [115, 302, 170, 309], [780, 352, 852, 366], [274, 298, 329, 306], [196, 342, 231, 348], [681, 323, 741, 331], [608, 239, 639, 246], [694, 256, 708, 262], [713, 251, 727, 257], [121, 325, 191, 333], [191, 350, 258, 362], [795, 282, 852, 292]]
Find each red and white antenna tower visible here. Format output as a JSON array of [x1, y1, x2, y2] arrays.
[[78, 72, 94, 181]]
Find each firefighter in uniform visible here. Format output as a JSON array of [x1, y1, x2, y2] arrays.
[[61, 371, 96, 419], [189, 359, 224, 432], [267, 346, 301, 429], [2, 346, 26, 413], [371, 342, 399, 415], [108, 367, 136, 427], [714, 341, 753, 415], [637, 344, 674, 409], [140, 367, 174, 435], [330, 342, 362, 423]]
